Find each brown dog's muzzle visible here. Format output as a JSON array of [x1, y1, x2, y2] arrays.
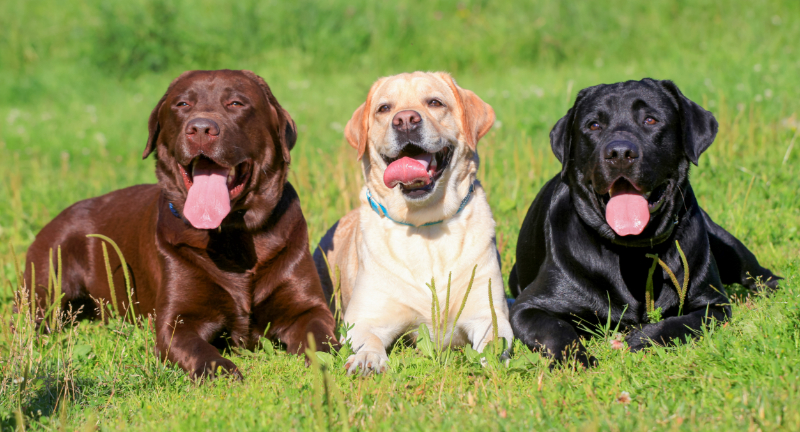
[[185, 117, 220, 149], [174, 117, 253, 230]]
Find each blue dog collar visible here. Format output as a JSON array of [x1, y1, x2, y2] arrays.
[[365, 182, 475, 228], [168, 202, 182, 219]]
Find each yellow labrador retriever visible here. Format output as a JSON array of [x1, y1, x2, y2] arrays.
[[314, 72, 513, 375]]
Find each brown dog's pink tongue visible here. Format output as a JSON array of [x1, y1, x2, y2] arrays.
[[606, 193, 649, 236], [184, 159, 231, 229], [383, 154, 432, 188]]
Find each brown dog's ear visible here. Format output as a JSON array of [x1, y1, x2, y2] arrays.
[[439, 72, 495, 151], [143, 71, 194, 160], [280, 109, 298, 161], [242, 70, 297, 163], [345, 77, 388, 160], [143, 93, 167, 159]]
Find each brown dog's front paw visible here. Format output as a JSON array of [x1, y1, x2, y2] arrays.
[[192, 357, 243, 381]]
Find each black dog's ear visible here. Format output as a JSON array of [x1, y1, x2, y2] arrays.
[[242, 70, 296, 163], [549, 107, 575, 177], [659, 80, 719, 165], [550, 87, 593, 177]]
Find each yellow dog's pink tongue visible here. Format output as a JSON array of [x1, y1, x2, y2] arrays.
[[606, 193, 649, 236], [383, 154, 432, 188], [184, 159, 231, 229]]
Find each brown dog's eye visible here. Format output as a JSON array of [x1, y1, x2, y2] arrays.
[[644, 117, 658, 125], [176, 102, 189, 107], [229, 101, 244, 107], [377, 104, 390, 113], [589, 122, 601, 131], [428, 99, 444, 107]]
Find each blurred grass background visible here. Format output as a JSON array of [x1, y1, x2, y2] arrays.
[[1, 0, 798, 275], [0, 1, 799, 430]]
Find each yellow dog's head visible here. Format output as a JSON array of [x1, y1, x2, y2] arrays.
[[345, 72, 494, 225]]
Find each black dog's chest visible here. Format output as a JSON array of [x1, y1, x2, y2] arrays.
[[612, 248, 668, 321]]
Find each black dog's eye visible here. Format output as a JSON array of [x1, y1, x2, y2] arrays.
[[589, 122, 602, 131], [176, 102, 189, 107], [377, 104, 391, 113], [428, 99, 444, 107], [644, 117, 658, 125]]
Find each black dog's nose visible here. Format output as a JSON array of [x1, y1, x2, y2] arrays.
[[604, 140, 640, 167], [185, 118, 220, 137], [392, 110, 422, 132]]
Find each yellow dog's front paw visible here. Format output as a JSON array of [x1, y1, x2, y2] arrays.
[[344, 351, 389, 376]]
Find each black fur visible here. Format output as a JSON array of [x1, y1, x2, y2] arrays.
[[509, 79, 780, 366]]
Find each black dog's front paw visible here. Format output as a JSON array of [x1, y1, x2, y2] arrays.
[[743, 271, 783, 292], [547, 344, 597, 370], [625, 328, 651, 352], [763, 275, 782, 290], [574, 351, 598, 368], [192, 357, 243, 381]]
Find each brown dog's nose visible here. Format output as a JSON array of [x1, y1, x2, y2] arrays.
[[604, 140, 639, 168], [185, 118, 220, 138], [392, 110, 422, 132]]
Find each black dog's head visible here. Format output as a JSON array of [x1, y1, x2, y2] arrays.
[[551, 78, 718, 244]]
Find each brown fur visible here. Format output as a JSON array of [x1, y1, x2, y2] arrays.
[[24, 70, 337, 379]]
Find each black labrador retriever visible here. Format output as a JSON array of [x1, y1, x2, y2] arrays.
[[508, 78, 780, 366]]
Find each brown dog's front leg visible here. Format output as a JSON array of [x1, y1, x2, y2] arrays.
[[274, 306, 339, 361], [156, 317, 242, 380]]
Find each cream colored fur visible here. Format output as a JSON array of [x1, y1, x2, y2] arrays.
[[314, 72, 513, 375]]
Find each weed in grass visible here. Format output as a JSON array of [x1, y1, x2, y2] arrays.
[[416, 265, 481, 367], [646, 240, 691, 317], [317, 248, 345, 329]]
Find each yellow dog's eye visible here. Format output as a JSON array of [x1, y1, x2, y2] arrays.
[[644, 117, 658, 125], [377, 104, 390, 113], [428, 99, 444, 107]]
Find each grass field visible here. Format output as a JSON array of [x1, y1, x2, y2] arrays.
[[1, 0, 799, 430]]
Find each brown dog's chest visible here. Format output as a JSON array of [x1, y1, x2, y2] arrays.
[[159, 216, 290, 348]]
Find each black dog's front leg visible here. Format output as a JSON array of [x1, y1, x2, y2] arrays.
[[511, 306, 596, 367], [702, 209, 781, 290], [626, 306, 729, 351]]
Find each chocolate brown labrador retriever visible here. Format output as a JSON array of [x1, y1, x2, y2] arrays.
[[24, 70, 337, 379]]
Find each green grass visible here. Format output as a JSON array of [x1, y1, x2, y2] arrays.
[[1, 0, 799, 430]]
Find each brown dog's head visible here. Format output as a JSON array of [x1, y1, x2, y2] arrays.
[[144, 70, 297, 231], [345, 72, 494, 226]]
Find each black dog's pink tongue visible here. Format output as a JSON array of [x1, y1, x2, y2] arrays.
[[184, 159, 231, 229], [605, 181, 649, 236]]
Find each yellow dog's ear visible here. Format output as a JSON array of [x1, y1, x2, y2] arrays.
[[438, 72, 495, 151], [344, 103, 367, 160], [345, 77, 388, 160]]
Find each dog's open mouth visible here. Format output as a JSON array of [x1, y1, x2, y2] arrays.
[[381, 144, 453, 198], [177, 156, 252, 229], [597, 178, 670, 236]]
